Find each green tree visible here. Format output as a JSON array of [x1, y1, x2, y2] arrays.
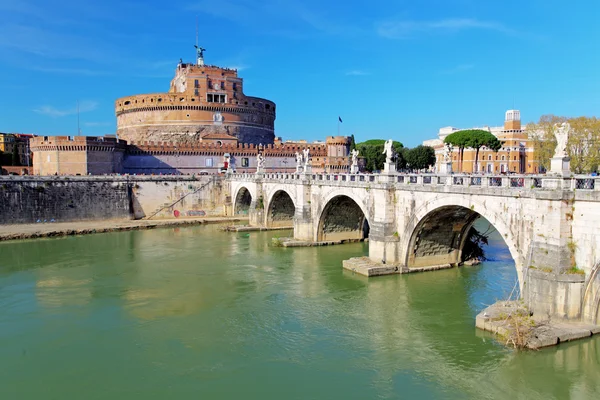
[[357, 139, 403, 172], [465, 129, 502, 172], [443, 130, 470, 172], [404, 145, 436, 171], [349, 134, 356, 151]]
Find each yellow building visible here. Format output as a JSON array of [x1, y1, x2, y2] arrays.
[[0, 132, 34, 166], [423, 110, 541, 174]]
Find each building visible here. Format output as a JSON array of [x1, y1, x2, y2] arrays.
[[30, 135, 350, 176], [30, 136, 127, 175], [0, 132, 35, 166], [423, 110, 540, 174], [115, 47, 276, 146]]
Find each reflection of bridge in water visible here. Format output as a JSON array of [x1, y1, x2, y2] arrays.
[[228, 172, 600, 324]]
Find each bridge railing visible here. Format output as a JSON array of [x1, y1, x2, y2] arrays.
[[227, 172, 600, 192]]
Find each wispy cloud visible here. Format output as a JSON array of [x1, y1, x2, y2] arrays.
[[377, 18, 515, 39], [440, 64, 475, 75], [34, 101, 98, 118], [29, 66, 111, 76], [83, 121, 111, 127], [345, 70, 370, 76], [186, 0, 362, 37]]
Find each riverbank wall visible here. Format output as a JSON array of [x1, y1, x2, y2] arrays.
[[0, 175, 230, 225]]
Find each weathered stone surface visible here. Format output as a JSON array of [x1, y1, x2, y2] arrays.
[[0, 176, 229, 225]]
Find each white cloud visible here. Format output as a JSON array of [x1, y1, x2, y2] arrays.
[[377, 18, 515, 39], [34, 101, 98, 118], [345, 70, 370, 76]]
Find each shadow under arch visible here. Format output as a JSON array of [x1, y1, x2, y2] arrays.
[[233, 186, 252, 215], [403, 203, 524, 289], [266, 190, 295, 228], [317, 195, 370, 242]]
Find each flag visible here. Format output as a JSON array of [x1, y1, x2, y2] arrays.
[[338, 116, 343, 123]]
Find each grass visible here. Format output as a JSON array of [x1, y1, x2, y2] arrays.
[[564, 266, 585, 275]]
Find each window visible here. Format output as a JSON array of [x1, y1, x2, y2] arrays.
[[205, 158, 213, 167], [488, 155, 492, 161], [232, 83, 237, 91], [241, 157, 249, 167], [194, 89, 199, 96], [514, 156, 517, 161], [207, 94, 226, 103], [501, 156, 505, 161], [194, 79, 199, 88]]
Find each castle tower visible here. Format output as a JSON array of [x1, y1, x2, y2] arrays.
[[504, 110, 521, 130], [115, 52, 276, 145]]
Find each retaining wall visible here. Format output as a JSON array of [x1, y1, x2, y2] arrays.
[[0, 176, 228, 224]]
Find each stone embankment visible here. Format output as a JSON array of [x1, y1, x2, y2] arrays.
[[0, 175, 230, 225], [0, 217, 247, 242]]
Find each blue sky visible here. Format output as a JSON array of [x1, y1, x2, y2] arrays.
[[0, 0, 599, 147]]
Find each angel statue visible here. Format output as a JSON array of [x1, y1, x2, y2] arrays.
[[351, 149, 359, 167], [295, 152, 303, 167], [303, 148, 310, 167], [554, 122, 570, 159], [256, 153, 265, 171], [382, 139, 394, 164], [443, 144, 452, 163]]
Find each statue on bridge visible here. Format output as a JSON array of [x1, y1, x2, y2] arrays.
[[351, 149, 359, 167], [383, 139, 395, 165], [303, 148, 310, 168], [549, 122, 571, 175], [256, 153, 265, 173], [295, 152, 303, 173], [553, 122, 570, 159], [350, 149, 359, 174], [443, 144, 452, 163]]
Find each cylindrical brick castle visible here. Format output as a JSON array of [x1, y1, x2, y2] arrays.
[[115, 63, 275, 145]]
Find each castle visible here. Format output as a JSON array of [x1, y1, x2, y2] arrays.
[[24, 45, 351, 176], [115, 46, 276, 146]]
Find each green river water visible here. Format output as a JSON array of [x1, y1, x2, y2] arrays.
[[1, 223, 599, 399]]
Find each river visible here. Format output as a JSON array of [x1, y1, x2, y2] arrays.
[[0, 222, 599, 399]]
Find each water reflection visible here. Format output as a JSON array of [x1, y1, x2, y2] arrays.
[[0, 225, 598, 399]]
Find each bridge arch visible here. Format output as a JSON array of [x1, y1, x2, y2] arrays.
[[400, 196, 525, 289], [265, 189, 296, 228], [233, 185, 253, 215], [316, 193, 370, 242]]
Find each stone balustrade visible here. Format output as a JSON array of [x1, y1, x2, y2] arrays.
[[227, 172, 599, 192]]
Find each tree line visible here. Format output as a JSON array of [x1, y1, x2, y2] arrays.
[[353, 137, 436, 172], [442, 129, 503, 173], [526, 115, 600, 174]]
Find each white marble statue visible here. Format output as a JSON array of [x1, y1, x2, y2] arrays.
[[554, 122, 570, 158], [443, 144, 452, 163], [382, 139, 394, 164], [256, 153, 265, 172], [351, 149, 359, 167], [303, 148, 310, 167], [295, 152, 303, 167]]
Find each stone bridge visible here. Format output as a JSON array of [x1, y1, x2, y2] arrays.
[[228, 172, 600, 324]]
